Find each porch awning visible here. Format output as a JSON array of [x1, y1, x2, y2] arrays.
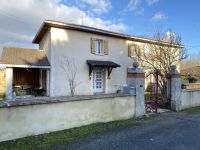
[[87, 60, 120, 68], [0, 47, 50, 68], [86, 60, 120, 78]]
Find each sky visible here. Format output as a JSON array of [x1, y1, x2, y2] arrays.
[[0, 0, 199, 56]]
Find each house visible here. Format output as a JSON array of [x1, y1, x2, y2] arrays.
[[181, 66, 200, 81], [181, 66, 200, 89], [0, 20, 183, 98]]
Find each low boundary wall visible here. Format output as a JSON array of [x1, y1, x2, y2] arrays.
[[0, 94, 137, 142], [181, 89, 200, 109]]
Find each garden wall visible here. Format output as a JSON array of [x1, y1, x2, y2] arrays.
[[0, 94, 137, 142], [181, 89, 200, 109]]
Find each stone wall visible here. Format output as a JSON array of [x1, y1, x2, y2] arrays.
[[0, 68, 6, 99], [181, 89, 200, 109], [0, 94, 137, 142]]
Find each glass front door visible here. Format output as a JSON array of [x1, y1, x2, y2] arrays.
[[93, 69, 104, 93]]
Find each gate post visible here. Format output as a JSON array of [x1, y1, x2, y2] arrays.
[[127, 62, 145, 117], [167, 66, 181, 111]]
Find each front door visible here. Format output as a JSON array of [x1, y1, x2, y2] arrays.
[[93, 69, 104, 93]]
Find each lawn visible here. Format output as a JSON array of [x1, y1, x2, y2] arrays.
[[0, 93, 4, 98], [0, 115, 156, 150], [182, 106, 200, 114]]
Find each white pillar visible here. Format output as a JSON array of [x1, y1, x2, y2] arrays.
[[167, 66, 182, 111], [127, 62, 145, 117], [46, 70, 50, 96], [6, 68, 13, 99]]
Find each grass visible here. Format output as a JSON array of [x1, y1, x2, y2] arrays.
[[0, 115, 156, 150], [0, 93, 5, 99], [182, 106, 200, 114]]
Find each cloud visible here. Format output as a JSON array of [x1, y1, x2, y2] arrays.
[[78, 0, 112, 14], [126, 0, 141, 11], [120, 0, 143, 16], [135, 7, 145, 15], [120, 0, 161, 16], [152, 12, 168, 21], [0, 0, 126, 54], [147, 0, 159, 6]]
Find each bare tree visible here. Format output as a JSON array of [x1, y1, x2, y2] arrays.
[[134, 29, 188, 103], [135, 29, 187, 73], [60, 57, 79, 96]]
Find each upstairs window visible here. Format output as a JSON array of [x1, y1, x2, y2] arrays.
[[96, 39, 103, 54], [91, 38, 108, 55], [128, 44, 136, 58], [128, 44, 141, 59]]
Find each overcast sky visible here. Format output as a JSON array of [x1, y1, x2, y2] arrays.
[[0, 0, 200, 56]]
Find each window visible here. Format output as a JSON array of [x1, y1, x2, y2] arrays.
[[96, 39, 103, 54], [91, 38, 108, 55], [128, 44, 136, 58]]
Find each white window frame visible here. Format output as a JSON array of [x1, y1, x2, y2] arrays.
[[95, 39, 104, 55]]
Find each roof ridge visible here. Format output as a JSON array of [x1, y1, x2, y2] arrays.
[[33, 19, 184, 48], [45, 19, 127, 35]]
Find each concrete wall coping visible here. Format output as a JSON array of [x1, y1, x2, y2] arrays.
[[127, 68, 144, 74], [182, 88, 200, 92], [0, 93, 135, 108]]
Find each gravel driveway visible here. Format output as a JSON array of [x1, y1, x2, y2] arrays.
[[50, 111, 200, 150]]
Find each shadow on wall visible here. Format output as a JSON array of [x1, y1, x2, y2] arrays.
[[21, 57, 50, 67]]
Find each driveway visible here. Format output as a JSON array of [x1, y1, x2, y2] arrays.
[[51, 111, 200, 150]]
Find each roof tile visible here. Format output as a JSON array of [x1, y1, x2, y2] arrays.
[[0, 47, 50, 67]]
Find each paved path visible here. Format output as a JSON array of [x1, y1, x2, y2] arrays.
[[51, 112, 200, 150]]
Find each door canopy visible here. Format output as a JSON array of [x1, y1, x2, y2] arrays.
[[86, 60, 120, 79]]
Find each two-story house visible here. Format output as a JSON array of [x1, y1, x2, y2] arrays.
[[0, 20, 183, 98]]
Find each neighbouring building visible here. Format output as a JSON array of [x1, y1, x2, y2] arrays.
[[0, 20, 183, 99], [181, 66, 200, 89]]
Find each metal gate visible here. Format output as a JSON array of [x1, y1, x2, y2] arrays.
[[145, 69, 171, 113]]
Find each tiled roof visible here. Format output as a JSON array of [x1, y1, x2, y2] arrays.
[[0, 47, 50, 67], [181, 66, 200, 76]]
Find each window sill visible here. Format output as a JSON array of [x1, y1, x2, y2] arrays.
[[93, 53, 107, 56]]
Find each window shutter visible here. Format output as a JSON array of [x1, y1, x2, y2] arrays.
[[91, 38, 96, 54], [103, 40, 108, 55], [136, 45, 142, 57], [128, 43, 132, 57]]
